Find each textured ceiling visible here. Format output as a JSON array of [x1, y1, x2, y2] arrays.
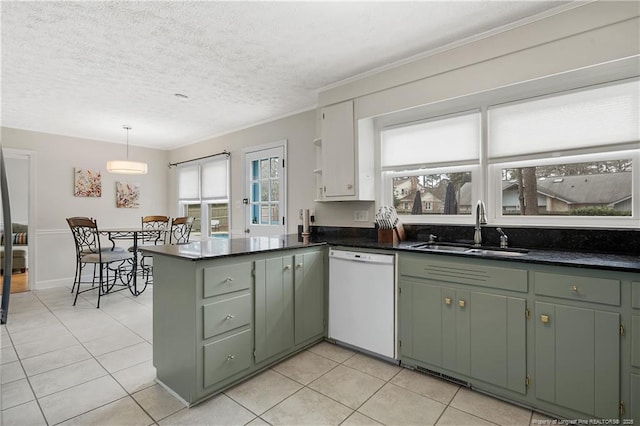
[[1, 1, 572, 150]]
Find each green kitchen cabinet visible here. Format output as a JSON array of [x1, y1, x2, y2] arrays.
[[534, 302, 620, 418], [151, 245, 325, 406], [398, 254, 527, 394], [254, 256, 294, 364], [294, 250, 325, 346]]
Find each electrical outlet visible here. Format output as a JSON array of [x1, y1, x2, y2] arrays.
[[354, 210, 369, 222], [310, 210, 316, 222]]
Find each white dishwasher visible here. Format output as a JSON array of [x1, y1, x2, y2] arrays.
[[328, 248, 396, 359]]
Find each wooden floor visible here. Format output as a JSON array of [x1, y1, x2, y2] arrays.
[[0, 271, 28, 294]]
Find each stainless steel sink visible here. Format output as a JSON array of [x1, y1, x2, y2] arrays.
[[465, 248, 528, 257], [410, 242, 471, 252], [410, 242, 529, 257]]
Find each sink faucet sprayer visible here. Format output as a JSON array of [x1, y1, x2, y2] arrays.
[[496, 227, 508, 248], [474, 200, 487, 247]]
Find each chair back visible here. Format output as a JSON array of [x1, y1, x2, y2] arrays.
[[141, 215, 169, 245], [169, 216, 194, 244], [66, 217, 102, 255]]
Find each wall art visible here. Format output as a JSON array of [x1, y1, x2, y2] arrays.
[[74, 168, 102, 197], [115, 181, 140, 208]]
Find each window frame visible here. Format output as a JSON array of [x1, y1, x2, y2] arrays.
[[176, 156, 230, 239], [488, 150, 639, 228], [374, 74, 639, 228]]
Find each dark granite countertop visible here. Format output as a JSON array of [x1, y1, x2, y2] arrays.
[[140, 234, 640, 273], [139, 234, 326, 260]]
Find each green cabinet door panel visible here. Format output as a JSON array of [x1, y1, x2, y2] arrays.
[[294, 251, 325, 345], [254, 257, 294, 363], [470, 292, 526, 393], [633, 315, 640, 368], [399, 279, 443, 366], [631, 373, 640, 422], [535, 302, 620, 418], [203, 329, 252, 388], [632, 282, 640, 310], [534, 302, 556, 404]]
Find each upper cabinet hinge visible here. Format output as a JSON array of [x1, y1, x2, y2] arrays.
[[525, 374, 531, 388], [620, 323, 625, 336], [282, 159, 285, 168], [525, 308, 531, 319]]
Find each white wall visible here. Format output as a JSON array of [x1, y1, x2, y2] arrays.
[[167, 110, 320, 237], [0, 127, 169, 289], [3, 155, 29, 224]]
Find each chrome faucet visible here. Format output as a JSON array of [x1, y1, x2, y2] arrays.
[[474, 200, 487, 247], [496, 227, 508, 248]]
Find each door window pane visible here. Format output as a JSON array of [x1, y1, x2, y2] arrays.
[[501, 159, 632, 216]]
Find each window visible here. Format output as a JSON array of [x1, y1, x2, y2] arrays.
[[498, 157, 633, 217], [376, 78, 639, 227], [177, 155, 230, 239], [380, 111, 481, 223]]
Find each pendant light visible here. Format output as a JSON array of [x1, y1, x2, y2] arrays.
[[107, 125, 148, 174]]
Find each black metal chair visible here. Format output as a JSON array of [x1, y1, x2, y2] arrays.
[[169, 216, 194, 244], [135, 216, 170, 285], [66, 217, 133, 308]]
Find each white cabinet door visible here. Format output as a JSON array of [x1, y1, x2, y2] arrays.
[[321, 100, 355, 197]]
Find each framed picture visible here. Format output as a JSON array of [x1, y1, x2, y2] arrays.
[[74, 168, 102, 197], [115, 182, 140, 208]]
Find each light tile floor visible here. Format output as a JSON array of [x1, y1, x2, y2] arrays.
[[1, 286, 552, 425]]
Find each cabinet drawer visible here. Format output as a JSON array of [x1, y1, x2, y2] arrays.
[[203, 294, 251, 340], [203, 329, 252, 388], [534, 272, 620, 306], [204, 262, 252, 298], [633, 282, 640, 310], [399, 255, 527, 293]]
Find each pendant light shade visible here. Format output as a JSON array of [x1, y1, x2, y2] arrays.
[[107, 125, 148, 174]]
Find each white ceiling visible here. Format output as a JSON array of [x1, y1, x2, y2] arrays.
[[1, 1, 573, 150]]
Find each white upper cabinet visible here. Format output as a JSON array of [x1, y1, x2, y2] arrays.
[[318, 100, 374, 201]]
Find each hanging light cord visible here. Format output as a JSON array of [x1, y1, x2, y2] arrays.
[[123, 125, 132, 160]]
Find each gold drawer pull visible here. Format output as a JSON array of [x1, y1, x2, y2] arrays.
[[225, 277, 234, 283], [284, 265, 291, 271], [571, 285, 578, 292], [444, 297, 452, 305], [296, 263, 303, 269], [225, 314, 235, 320], [458, 300, 466, 308], [541, 314, 550, 324], [227, 354, 235, 361]]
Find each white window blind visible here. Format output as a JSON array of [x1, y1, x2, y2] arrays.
[[177, 165, 199, 201], [201, 158, 228, 200], [381, 112, 480, 168], [177, 157, 229, 201], [488, 80, 640, 158]]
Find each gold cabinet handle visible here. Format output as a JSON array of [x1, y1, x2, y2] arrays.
[[458, 300, 466, 308], [225, 277, 234, 283], [570, 285, 578, 292], [284, 265, 291, 271], [227, 354, 235, 361], [296, 263, 303, 269], [444, 297, 452, 305], [541, 314, 550, 324], [225, 314, 235, 320]]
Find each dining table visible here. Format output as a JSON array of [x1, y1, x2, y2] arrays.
[[100, 227, 166, 296]]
